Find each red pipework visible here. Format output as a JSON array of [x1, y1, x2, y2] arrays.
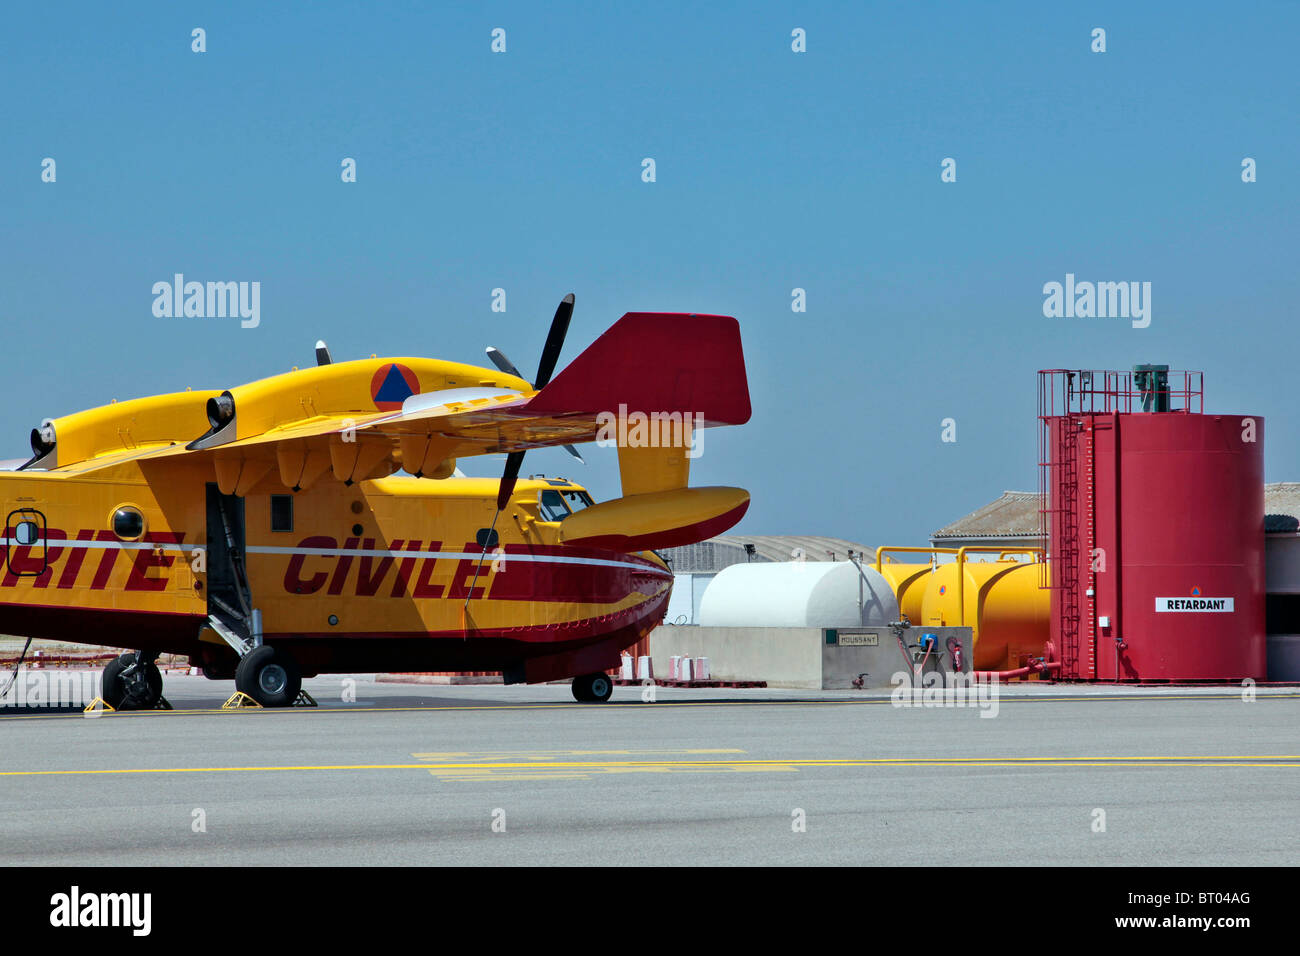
[[973, 660, 1062, 681]]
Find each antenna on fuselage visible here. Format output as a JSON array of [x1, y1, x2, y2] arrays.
[[315, 340, 333, 366]]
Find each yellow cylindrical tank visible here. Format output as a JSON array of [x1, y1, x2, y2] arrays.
[[920, 553, 1050, 672], [874, 547, 954, 626], [876, 561, 933, 625]]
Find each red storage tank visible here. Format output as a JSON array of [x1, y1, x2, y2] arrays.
[[1040, 367, 1265, 681]]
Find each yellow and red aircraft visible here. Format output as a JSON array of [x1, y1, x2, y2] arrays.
[[0, 297, 751, 707]]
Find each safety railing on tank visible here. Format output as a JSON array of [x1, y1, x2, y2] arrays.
[[873, 545, 957, 571], [1037, 368, 1204, 417]]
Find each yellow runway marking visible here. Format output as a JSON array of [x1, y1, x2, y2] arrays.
[[410, 748, 746, 760], [2, 691, 1298, 721], [410, 748, 779, 780], [2, 754, 1297, 779]]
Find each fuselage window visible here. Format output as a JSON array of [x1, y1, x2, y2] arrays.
[[476, 527, 499, 548], [13, 520, 39, 546], [270, 494, 293, 532], [112, 507, 145, 541]]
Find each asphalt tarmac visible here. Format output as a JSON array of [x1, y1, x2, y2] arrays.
[[1, 675, 1296, 865]]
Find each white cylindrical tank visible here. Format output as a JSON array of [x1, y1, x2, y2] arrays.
[[697, 562, 899, 628]]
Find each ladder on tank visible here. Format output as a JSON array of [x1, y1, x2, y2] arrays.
[[1054, 418, 1082, 678], [1039, 400, 1084, 680]]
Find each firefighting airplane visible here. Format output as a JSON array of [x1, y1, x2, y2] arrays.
[[0, 297, 751, 708]]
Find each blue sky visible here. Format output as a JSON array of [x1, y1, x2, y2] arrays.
[[2, 2, 1297, 546]]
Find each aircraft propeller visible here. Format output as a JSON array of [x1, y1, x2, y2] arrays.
[[487, 344, 584, 466], [491, 292, 574, 510], [465, 293, 576, 612], [484, 293, 583, 512]]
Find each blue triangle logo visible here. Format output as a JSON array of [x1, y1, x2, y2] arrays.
[[374, 365, 415, 404], [1191, 586, 1201, 596]]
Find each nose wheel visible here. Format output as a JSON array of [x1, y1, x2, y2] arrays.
[[571, 672, 613, 703], [102, 651, 163, 710]]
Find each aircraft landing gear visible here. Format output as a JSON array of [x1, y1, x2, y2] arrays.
[[235, 645, 302, 708], [102, 651, 163, 710], [571, 672, 613, 703]]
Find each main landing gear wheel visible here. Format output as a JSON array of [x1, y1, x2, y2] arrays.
[[235, 646, 302, 707], [102, 652, 163, 710], [571, 672, 614, 703]]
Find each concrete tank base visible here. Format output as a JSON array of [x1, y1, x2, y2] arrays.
[[649, 625, 973, 690]]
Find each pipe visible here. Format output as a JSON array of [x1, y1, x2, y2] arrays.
[[973, 660, 1062, 681], [874, 545, 957, 573]]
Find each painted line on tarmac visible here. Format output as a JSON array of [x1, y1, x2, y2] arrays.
[[3, 754, 1298, 778], [2, 691, 1298, 721]]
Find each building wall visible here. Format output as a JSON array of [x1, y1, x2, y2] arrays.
[[664, 572, 715, 625]]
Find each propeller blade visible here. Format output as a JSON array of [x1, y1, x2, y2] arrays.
[[315, 340, 333, 366], [533, 293, 574, 390], [485, 347, 524, 379], [497, 450, 526, 511], [491, 294, 575, 520], [563, 444, 585, 464]]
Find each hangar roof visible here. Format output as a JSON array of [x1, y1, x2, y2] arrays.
[[931, 491, 1041, 540], [660, 534, 874, 574]]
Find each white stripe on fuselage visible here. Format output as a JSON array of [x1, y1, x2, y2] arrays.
[[0, 538, 669, 577]]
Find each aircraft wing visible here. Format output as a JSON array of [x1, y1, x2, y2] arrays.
[[24, 312, 751, 495]]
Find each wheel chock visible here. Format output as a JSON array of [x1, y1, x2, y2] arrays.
[[154, 696, 173, 710], [222, 691, 262, 709], [83, 697, 115, 714], [293, 690, 318, 707]]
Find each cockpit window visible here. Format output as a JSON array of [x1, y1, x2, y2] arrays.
[[538, 488, 593, 521], [562, 490, 593, 512], [538, 490, 570, 522]]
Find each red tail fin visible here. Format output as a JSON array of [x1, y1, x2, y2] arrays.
[[524, 312, 751, 425]]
